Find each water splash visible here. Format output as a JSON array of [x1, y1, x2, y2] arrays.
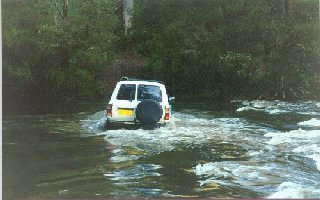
[[81, 100, 320, 198]]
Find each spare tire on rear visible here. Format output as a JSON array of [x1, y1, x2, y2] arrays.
[[136, 99, 163, 125]]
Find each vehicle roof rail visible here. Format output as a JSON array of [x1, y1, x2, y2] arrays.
[[120, 77, 164, 84]]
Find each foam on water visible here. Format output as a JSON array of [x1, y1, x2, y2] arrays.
[[236, 100, 320, 115], [104, 164, 162, 182], [103, 112, 272, 157], [293, 143, 320, 171], [307, 154, 320, 171], [93, 111, 276, 193], [268, 182, 320, 199], [265, 128, 320, 171], [194, 158, 320, 198], [298, 118, 320, 127], [82, 100, 320, 198], [236, 106, 264, 112], [194, 161, 291, 192], [264, 129, 320, 146]]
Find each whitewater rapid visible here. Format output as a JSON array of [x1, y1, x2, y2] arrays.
[[82, 100, 320, 198]]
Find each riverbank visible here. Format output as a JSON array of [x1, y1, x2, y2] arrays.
[[3, 49, 319, 115]]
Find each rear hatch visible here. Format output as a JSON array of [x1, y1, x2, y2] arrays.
[[111, 83, 165, 122]]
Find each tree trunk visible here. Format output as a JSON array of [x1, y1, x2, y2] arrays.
[[283, 0, 290, 24], [63, 0, 68, 19], [123, 0, 134, 34]]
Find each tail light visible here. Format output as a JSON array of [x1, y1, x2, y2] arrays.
[[106, 104, 113, 117], [164, 107, 170, 120]]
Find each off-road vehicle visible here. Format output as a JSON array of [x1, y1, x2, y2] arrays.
[[105, 77, 174, 129]]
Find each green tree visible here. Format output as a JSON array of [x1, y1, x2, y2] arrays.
[[3, 0, 119, 112], [130, 0, 320, 100]]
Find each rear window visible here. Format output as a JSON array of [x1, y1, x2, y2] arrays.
[[116, 84, 136, 100], [137, 85, 162, 102]]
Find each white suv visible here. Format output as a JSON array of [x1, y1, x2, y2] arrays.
[[105, 77, 174, 129]]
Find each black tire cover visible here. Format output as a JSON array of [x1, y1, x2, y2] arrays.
[[136, 99, 163, 125]]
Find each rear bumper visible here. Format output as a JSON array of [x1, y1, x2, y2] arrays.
[[106, 119, 167, 130]]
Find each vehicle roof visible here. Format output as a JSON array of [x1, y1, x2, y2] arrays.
[[118, 80, 165, 87]]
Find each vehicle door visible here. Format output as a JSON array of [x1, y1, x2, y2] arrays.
[[112, 83, 138, 122]]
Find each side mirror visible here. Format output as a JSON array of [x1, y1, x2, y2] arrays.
[[169, 96, 175, 104]]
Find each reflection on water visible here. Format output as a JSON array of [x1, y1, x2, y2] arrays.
[[3, 100, 320, 199]]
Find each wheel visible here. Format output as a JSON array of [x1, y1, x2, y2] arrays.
[[136, 99, 163, 126]]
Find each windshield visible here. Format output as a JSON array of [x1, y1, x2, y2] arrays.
[[116, 84, 136, 100], [137, 85, 162, 102]]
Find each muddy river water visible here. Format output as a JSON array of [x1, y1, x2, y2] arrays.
[[3, 100, 320, 199]]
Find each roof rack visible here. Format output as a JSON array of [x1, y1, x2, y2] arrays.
[[120, 77, 164, 84]]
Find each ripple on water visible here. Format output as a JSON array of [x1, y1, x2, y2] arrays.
[[81, 100, 320, 198]]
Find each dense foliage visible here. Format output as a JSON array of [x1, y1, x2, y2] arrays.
[[130, 0, 320, 100], [2, 0, 320, 113], [3, 0, 119, 112]]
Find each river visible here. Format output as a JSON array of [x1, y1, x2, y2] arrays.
[[3, 100, 320, 199]]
